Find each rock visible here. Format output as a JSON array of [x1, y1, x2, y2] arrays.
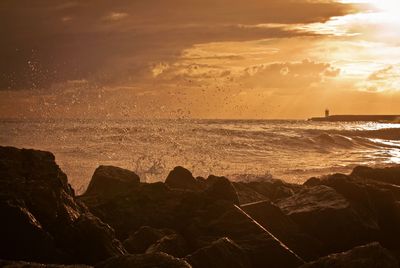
[[233, 177, 299, 203], [305, 173, 400, 252], [276, 185, 379, 255], [0, 199, 63, 263], [232, 183, 268, 204], [82, 173, 303, 267], [165, 166, 204, 191], [61, 213, 127, 265], [300, 242, 398, 268], [351, 166, 400, 186], [0, 260, 92, 267], [146, 233, 188, 257], [80, 182, 182, 240], [84, 165, 140, 198], [205, 175, 240, 205], [0, 146, 125, 264], [241, 201, 323, 261], [95, 253, 191, 268], [179, 199, 304, 268], [123, 226, 175, 254], [185, 237, 251, 268]]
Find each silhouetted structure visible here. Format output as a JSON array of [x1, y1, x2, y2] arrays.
[[325, 109, 330, 118]]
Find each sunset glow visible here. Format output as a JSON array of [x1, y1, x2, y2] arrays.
[[0, 0, 399, 119]]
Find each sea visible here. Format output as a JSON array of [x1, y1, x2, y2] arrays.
[[1, 118, 399, 194]]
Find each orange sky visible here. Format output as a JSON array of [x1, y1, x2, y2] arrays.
[[0, 0, 399, 119]]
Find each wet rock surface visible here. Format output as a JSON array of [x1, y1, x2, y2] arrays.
[[300, 242, 398, 268], [84, 165, 140, 199], [2, 146, 400, 267], [185, 237, 251, 268], [95, 253, 191, 268], [0, 146, 125, 265]]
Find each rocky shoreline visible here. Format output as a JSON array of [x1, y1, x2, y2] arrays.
[[1, 146, 399, 267]]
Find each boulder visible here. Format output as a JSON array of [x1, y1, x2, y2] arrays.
[[205, 175, 240, 205], [80, 182, 183, 240], [233, 177, 299, 204], [165, 166, 204, 191], [123, 226, 176, 254], [276, 185, 379, 255], [305, 173, 400, 251], [351, 166, 400, 186], [185, 237, 251, 268], [179, 199, 304, 268], [84, 165, 140, 198], [0, 199, 63, 263], [95, 253, 191, 268], [241, 201, 323, 261], [146, 233, 188, 257], [300, 242, 398, 268], [0, 146, 125, 264]]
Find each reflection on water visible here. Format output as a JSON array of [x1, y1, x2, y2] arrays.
[[0, 119, 399, 194]]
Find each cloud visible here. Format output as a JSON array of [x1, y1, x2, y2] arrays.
[[241, 59, 340, 89], [359, 65, 400, 92], [0, 0, 362, 90]]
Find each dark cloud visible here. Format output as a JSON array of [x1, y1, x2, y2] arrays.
[[0, 0, 361, 90]]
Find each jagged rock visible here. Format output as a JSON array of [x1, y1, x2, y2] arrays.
[[123, 226, 175, 254], [146, 233, 188, 257], [84, 165, 140, 198], [82, 171, 303, 267], [177, 196, 304, 268], [241, 200, 323, 261], [304, 172, 400, 252], [205, 175, 240, 205], [0, 146, 125, 264], [276, 185, 379, 255], [300, 242, 398, 268], [80, 182, 181, 239], [351, 166, 400, 186], [233, 178, 299, 204], [0, 199, 63, 263], [232, 183, 268, 204], [95, 253, 191, 268], [0, 260, 92, 267], [165, 166, 204, 191], [185, 237, 251, 268]]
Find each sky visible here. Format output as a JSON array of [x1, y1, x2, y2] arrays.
[[1, 0, 400, 119]]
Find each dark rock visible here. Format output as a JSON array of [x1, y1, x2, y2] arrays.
[[61, 213, 126, 265], [232, 183, 268, 204], [84, 165, 140, 198], [205, 175, 240, 205], [233, 178, 299, 204], [186, 237, 251, 268], [305, 172, 400, 252], [0, 146, 125, 264], [180, 200, 304, 268], [165, 166, 204, 191], [0, 260, 92, 267], [276, 185, 379, 255], [0, 199, 63, 263], [300, 242, 398, 268], [80, 182, 181, 240], [82, 174, 303, 267], [123, 226, 175, 254], [242, 200, 323, 261], [146, 233, 187, 257], [95, 253, 191, 268], [351, 166, 400, 186]]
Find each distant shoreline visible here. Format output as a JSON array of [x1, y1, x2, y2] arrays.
[[309, 115, 400, 122]]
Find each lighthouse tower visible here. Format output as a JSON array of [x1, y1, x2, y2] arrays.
[[325, 109, 330, 118]]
